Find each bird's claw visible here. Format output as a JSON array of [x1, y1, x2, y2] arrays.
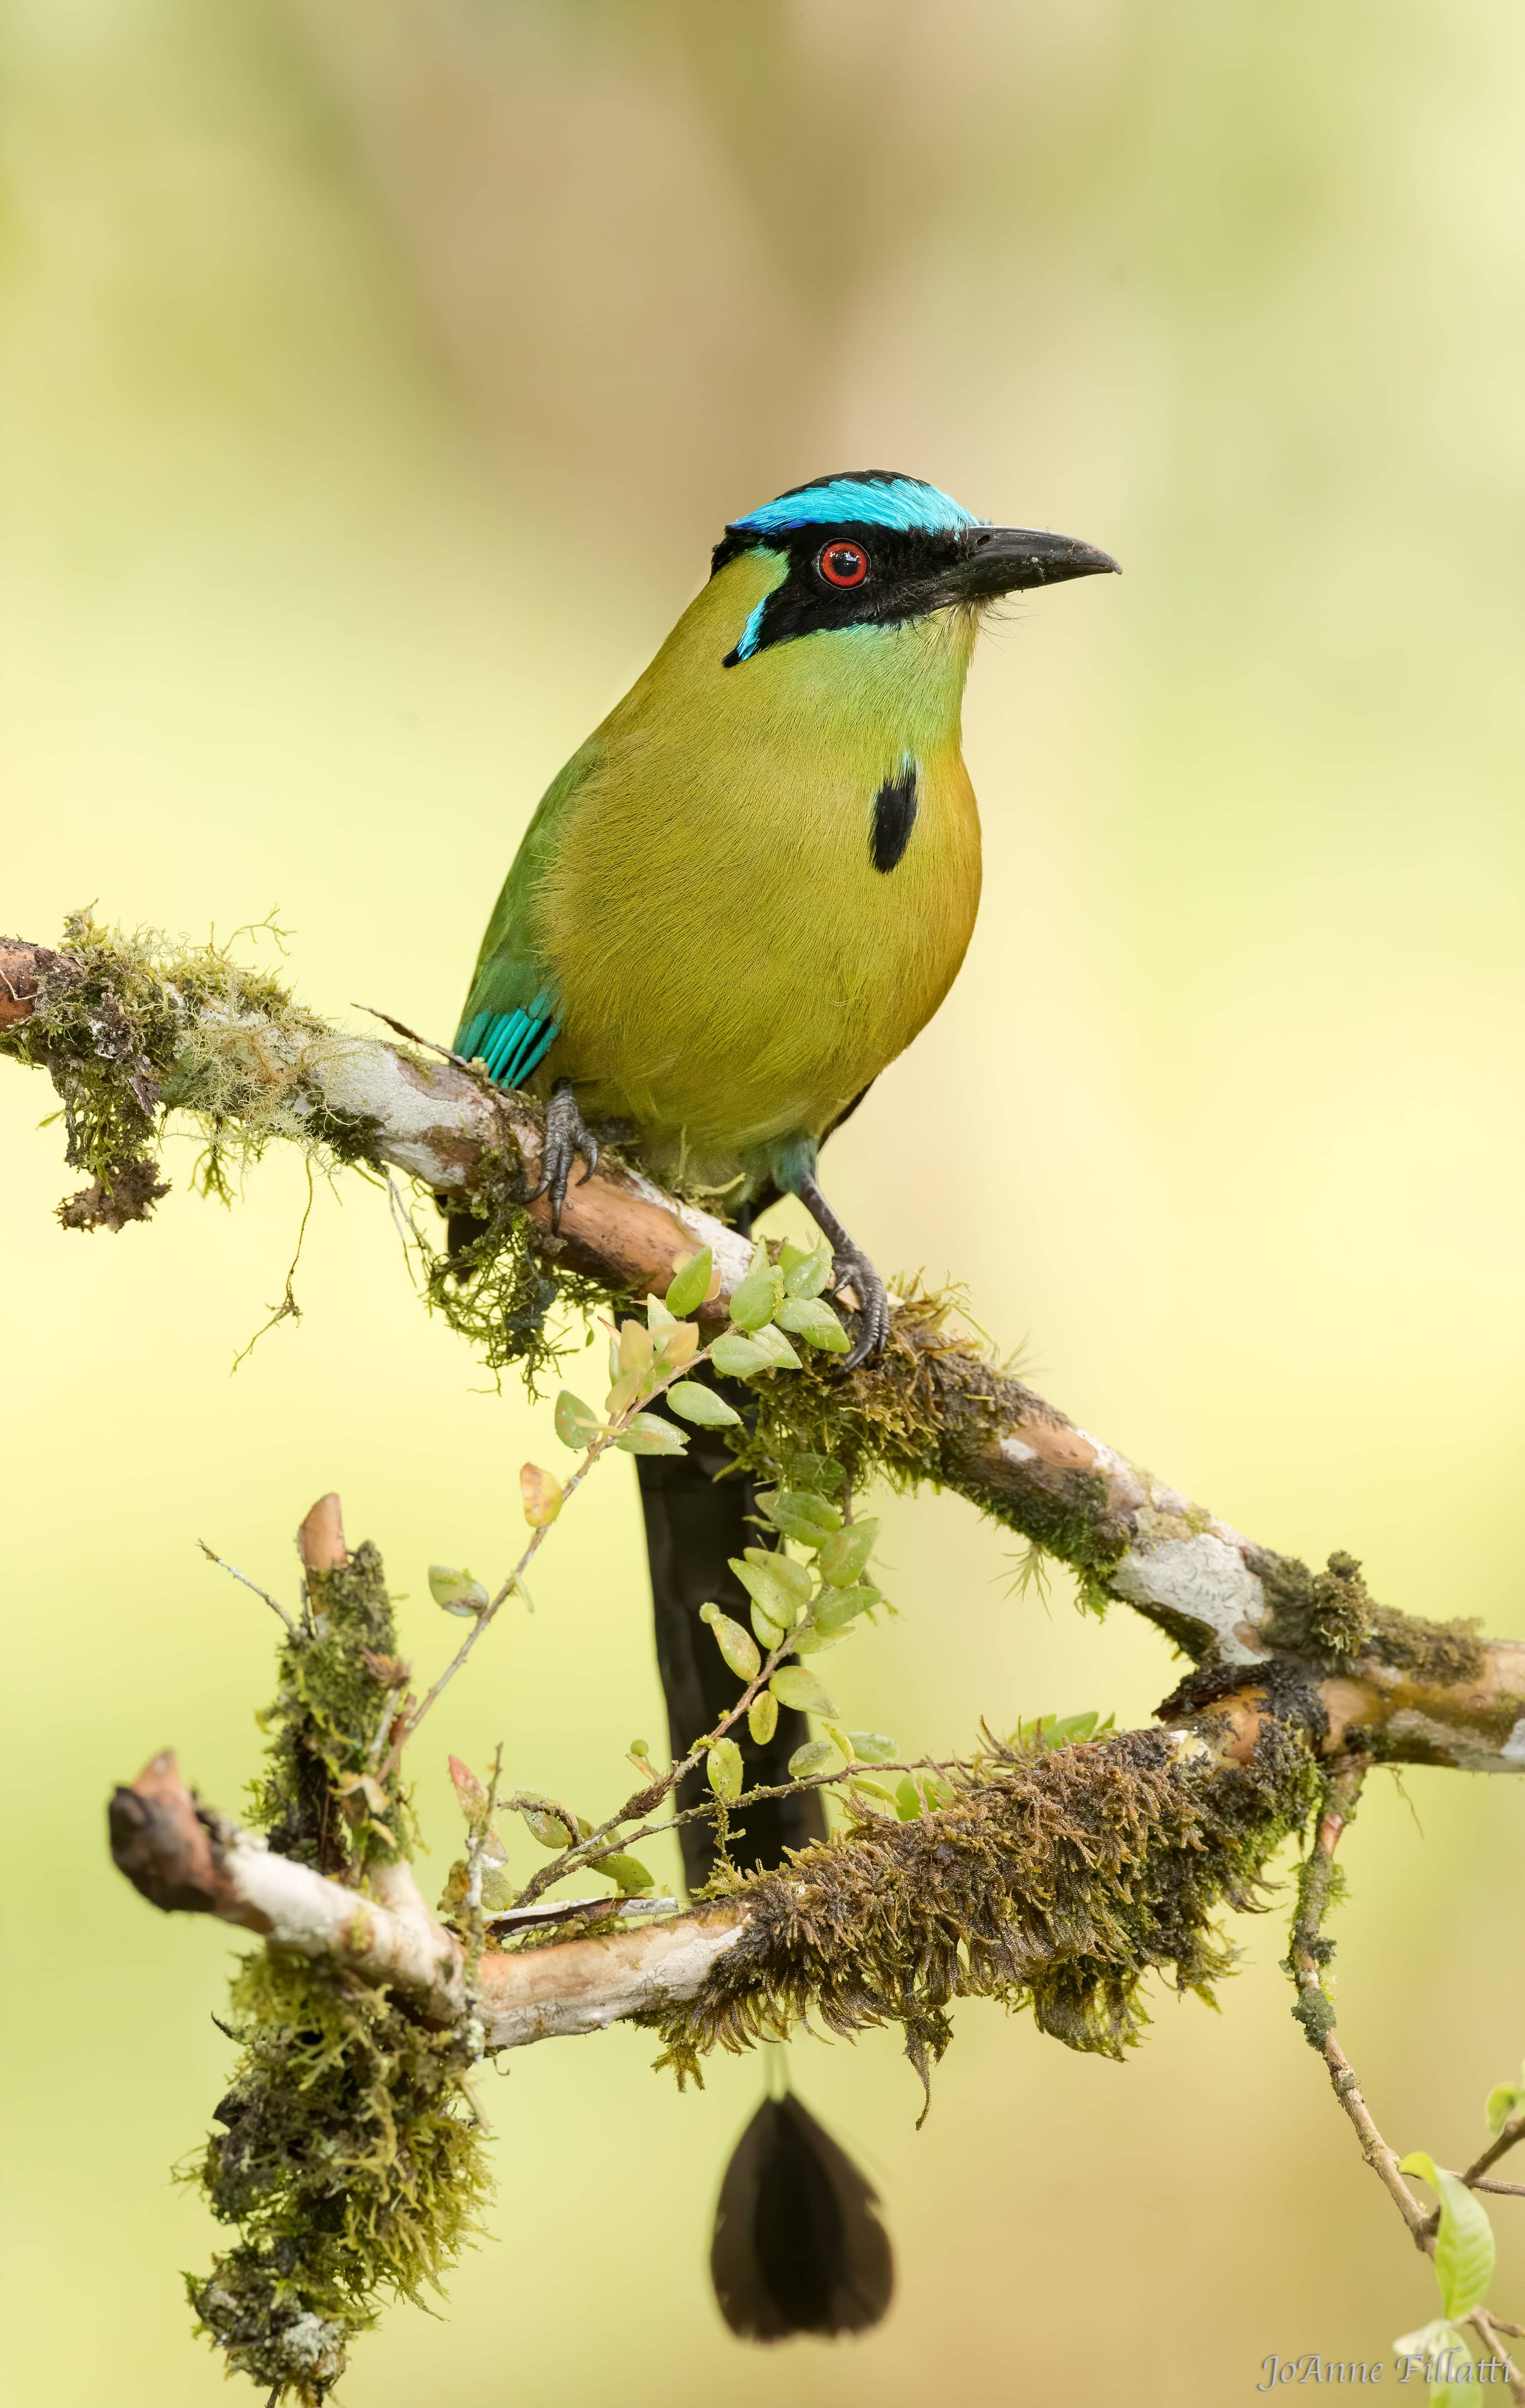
[[525, 1081, 598, 1230], [829, 1246, 890, 1372]]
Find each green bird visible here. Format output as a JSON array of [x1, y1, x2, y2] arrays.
[[454, 472, 1116, 2339], [455, 468, 1116, 1366]]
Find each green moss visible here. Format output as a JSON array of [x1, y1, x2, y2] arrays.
[[0, 910, 357, 1228], [185, 1537, 488, 2401], [188, 1952, 489, 2404], [252, 1542, 412, 1875], [418, 1144, 630, 1392], [729, 1288, 1129, 1610], [1256, 1547, 1486, 1683], [654, 1713, 1321, 2100]]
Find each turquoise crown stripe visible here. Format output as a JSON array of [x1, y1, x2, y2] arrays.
[[733, 476, 978, 539]]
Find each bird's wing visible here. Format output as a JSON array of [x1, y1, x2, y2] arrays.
[[453, 738, 601, 1088]]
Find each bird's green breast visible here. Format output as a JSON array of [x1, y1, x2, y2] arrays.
[[532, 554, 982, 1189]]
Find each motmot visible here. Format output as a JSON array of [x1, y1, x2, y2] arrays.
[[453, 466, 1116, 1887], [452, 472, 1115, 2342], [454, 469, 1116, 1371]]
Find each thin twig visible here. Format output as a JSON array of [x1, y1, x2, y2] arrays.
[[390, 1318, 726, 1768], [1289, 1762, 1525, 2401], [505, 1753, 968, 1917], [1469, 2307, 1525, 2398], [197, 1541, 297, 1635], [1287, 1761, 1431, 2240], [1457, 2115, 1525, 2194]]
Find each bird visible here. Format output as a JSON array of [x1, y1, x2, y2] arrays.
[[453, 469, 1117, 1372], [452, 470, 1115, 2337], [452, 461, 1116, 1878]]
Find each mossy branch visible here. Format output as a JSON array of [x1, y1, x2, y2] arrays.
[[5, 914, 1521, 1771]]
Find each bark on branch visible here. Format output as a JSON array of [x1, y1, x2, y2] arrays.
[[6, 925, 1521, 1773], [109, 1751, 466, 2023]]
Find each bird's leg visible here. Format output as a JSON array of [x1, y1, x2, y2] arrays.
[[525, 1080, 598, 1230], [795, 1172, 890, 1371]]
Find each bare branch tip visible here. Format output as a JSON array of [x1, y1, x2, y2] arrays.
[[299, 1493, 347, 1574]]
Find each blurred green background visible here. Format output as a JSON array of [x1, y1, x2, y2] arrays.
[[5, 0, 1525, 2399]]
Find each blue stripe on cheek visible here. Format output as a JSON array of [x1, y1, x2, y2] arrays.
[[734, 598, 767, 661]]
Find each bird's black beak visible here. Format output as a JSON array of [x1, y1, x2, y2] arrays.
[[954, 525, 1120, 600]]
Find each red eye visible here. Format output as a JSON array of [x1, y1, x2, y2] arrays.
[[818, 539, 869, 588]]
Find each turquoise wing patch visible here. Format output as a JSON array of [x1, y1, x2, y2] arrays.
[[456, 988, 559, 1089]]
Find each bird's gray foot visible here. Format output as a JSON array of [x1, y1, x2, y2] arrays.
[[796, 1173, 889, 1371], [526, 1080, 598, 1230]]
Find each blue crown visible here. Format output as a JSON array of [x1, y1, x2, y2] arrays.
[[730, 472, 979, 541]]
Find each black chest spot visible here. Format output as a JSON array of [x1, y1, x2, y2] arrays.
[[870, 764, 919, 874]]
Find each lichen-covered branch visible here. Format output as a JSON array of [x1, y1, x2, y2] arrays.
[[112, 1682, 1323, 2074], [109, 1750, 465, 2023], [6, 916, 1523, 1770]]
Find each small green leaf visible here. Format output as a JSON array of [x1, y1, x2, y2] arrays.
[[850, 1776, 898, 1805], [775, 1296, 851, 1351], [519, 1803, 570, 1848], [895, 1771, 954, 1820], [1045, 1710, 1101, 1748], [700, 1604, 761, 1681], [654, 1319, 700, 1370], [741, 1547, 813, 1604], [729, 1264, 781, 1331], [428, 1564, 488, 1617], [605, 1368, 643, 1418], [664, 1246, 713, 1319], [1485, 2084, 1525, 2136], [712, 1333, 773, 1378], [519, 1462, 564, 1527], [553, 1390, 600, 1450], [646, 1293, 675, 1330], [707, 1738, 744, 1801], [746, 1322, 803, 1370], [598, 1852, 655, 1893], [760, 1489, 843, 1541], [821, 1721, 853, 1761], [667, 1380, 743, 1428], [615, 1411, 688, 1456], [731, 1555, 805, 1629], [749, 1599, 787, 1648], [618, 1319, 654, 1375], [788, 1739, 837, 1779], [782, 1239, 833, 1300], [792, 1621, 850, 1654], [814, 1582, 880, 1635], [748, 1691, 779, 1745], [1400, 2151, 1496, 2317], [771, 1665, 838, 1716], [849, 1731, 897, 1763], [816, 1518, 879, 1587]]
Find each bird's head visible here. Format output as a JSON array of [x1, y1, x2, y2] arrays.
[[709, 470, 1117, 669]]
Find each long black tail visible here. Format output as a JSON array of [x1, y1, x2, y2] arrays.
[[636, 1367, 896, 2342], [634, 1371, 826, 1892]]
